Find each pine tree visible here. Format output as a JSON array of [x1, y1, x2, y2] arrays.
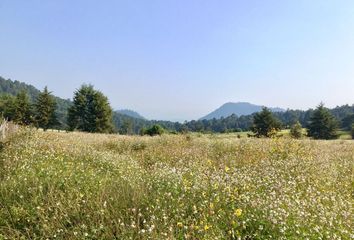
[[307, 103, 338, 139], [290, 121, 302, 139], [67, 85, 114, 133], [251, 107, 281, 137], [34, 87, 58, 130], [0, 95, 16, 121], [13, 90, 33, 125]]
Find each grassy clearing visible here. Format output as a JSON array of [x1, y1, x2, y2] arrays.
[[0, 129, 353, 239]]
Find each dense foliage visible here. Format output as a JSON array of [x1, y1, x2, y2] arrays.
[[251, 107, 281, 137], [0, 76, 71, 128], [68, 85, 114, 133], [307, 104, 338, 139], [290, 121, 303, 139], [13, 90, 33, 125], [34, 87, 58, 130], [141, 124, 165, 136]]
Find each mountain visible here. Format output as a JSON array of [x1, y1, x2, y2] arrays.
[[117, 109, 146, 120], [200, 102, 284, 120]]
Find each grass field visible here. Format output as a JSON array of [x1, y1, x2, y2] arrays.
[[0, 128, 353, 239]]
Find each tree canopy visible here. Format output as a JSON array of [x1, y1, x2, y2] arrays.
[[307, 103, 338, 140], [34, 87, 58, 130], [251, 107, 281, 137], [68, 85, 114, 133]]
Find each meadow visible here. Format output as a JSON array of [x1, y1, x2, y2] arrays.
[[0, 128, 353, 239]]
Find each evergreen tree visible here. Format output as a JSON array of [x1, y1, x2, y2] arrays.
[[13, 90, 33, 125], [290, 121, 302, 139], [67, 85, 114, 133], [34, 87, 58, 130], [351, 123, 354, 139], [0, 95, 16, 121], [251, 107, 281, 137], [120, 119, 133, 135], [307, 103, 338, 139]]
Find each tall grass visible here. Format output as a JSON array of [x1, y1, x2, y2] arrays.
[[0, 130, 353, 239]]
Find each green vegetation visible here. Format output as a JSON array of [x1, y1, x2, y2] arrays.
[[307, 103, 338, 139], [34, 87, 58, 130], [0, 76, 71, 128], [351, 123, 354, 139], [13, 90, 33, 125], [1, 77, 354, 136], [290, 121, 303, 139], [251, 107, 281, 137], [0, 128, 352, 239], [141, 124, 165, 136], [68, 85, 114, 133]]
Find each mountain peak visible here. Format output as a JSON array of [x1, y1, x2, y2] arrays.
[[200, 102, 284, 120], [116, 109, 146, 120]]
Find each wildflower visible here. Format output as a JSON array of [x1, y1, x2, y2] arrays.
[[204, 225, 211, 231], [177, 222, 183, 228], [234, 208, 242, 217]]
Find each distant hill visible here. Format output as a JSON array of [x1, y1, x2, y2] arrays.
[[200, 102, 284, 120], [117, 109, 146, 120], [0, 76, 72, 128]]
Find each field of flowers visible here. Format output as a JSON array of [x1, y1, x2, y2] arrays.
[[0, 129, 353, 239]]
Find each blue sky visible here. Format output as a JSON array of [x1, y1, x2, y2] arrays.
[[1, 0, 354, 121]]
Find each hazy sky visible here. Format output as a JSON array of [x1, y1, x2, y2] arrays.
[[1, 0, 354, 121]]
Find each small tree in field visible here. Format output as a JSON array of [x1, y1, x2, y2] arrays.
[[251, 107, 281, 137], [307, 103, 338, 140], [13, 90, 33, 125], [34, 87, 58, 130], [68, 85, 114, 133], [290, 121, 302, 139]]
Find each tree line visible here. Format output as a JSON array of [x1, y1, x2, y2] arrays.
[[0, 78, 353, 139]]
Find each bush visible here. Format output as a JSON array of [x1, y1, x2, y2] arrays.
[[142, 124, 164, 136], [351, 123, 354, 139], [290, 121, 302, 139]]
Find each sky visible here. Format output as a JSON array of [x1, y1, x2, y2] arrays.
[[1, 0, 354, 121]]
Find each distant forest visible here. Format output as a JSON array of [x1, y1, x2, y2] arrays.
[[0, 76, 353, 134]]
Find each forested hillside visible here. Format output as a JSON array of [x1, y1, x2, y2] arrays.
[[0, 76, 72, 128]]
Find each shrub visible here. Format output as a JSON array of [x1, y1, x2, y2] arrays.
[[142, 124, 164, 136], [351, 123, 354, 139], [290, 121, 302, 139]]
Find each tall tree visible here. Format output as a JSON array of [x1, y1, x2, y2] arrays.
[[0, 95, 16, 121], [13, 90, 33, 125], [307, 103, 338, 139], [67, 85, 114, 133], [120, 119, 133, 135], [251, 107, 281, 137], [34, 87, 58, 130]]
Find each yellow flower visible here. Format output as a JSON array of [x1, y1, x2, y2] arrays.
[[234, 208, 242, 217], [177, 222, 183, 228], [225, 166, 230, 172], [204, 224, 211, 231]]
